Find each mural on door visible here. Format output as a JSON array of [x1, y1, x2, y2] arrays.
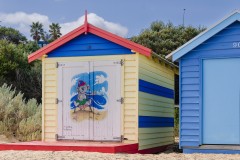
[[70, 71, 108, 121]]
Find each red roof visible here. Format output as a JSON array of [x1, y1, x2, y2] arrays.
[[28, 14, 151, 63]]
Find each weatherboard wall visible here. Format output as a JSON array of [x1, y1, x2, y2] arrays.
[[179, 21, 240, 148], [40, 28, 178, 152], [42, 54, 139, 143], [47, 33, 133, 57], [138, 54, 176, 150]]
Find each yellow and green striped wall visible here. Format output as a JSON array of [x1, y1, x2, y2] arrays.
[[138, 54, 177, 150]]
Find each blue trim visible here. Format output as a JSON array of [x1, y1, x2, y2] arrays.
[[171, 12, 240, 61], [182, 46, 240, 60], [199, 58, 203, 146], [48, 33, 133, 57], [179, 59, 182, 149], [48, 49, 132, 57], [139, 79, 174, 99], [139, 116, 174, 128], [183, 148, 240, 154]]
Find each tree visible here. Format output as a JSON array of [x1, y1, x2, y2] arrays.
[[131, 21, 205, 56], [41, 31, 51, 43], [18, 41, 40, 53], [49, 23, 62, 41], [0, 39, 42, 103], [30, 22, 44, 43], [0, 40, 20, 77], [0, 28, 42, 141], [0, 26, 27, 44]]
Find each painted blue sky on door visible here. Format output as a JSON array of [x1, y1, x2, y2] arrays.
[[70, 71, 108, 113]]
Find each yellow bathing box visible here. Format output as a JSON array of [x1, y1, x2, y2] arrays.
[[28, 13, 178, 153]]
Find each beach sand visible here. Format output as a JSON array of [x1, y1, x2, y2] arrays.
[[0, 136, 239, 160], [0, 150, 239, 160]]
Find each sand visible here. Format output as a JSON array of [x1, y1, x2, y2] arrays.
[[0, 136, 239, 160], [0, 151, 239, 160], [0, 135, 18, 144]]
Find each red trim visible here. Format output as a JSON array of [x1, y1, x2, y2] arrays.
[[84, 10, 88, 34], [0, 141, 138, 153], [88, 24, 151, 56], [114, 143, 138, 153], [28, 17, 151, 63], [138, 144, 170, 154], [0, 141, 170, 154], [28, 26, 85, 63]]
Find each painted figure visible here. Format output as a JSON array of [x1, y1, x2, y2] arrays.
[[73, 80, 91, 112], [70, 72, 108, 115]]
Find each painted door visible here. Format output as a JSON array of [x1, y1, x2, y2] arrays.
[[203, 58, 240, 144], [57, 62, 92, 140], [91, 61, 121, 141], [57, 60, 121, 141]]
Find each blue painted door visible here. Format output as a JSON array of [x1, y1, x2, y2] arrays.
[[203, 58, 240, 144]]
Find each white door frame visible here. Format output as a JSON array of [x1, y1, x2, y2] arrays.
[[57, 60, 122, 141]]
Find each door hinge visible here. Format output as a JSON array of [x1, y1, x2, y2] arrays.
[[55, 98, 62, 104], [115, 135, 127, 142], [56, 62, 65, 68], [122, 135, 128, 142], [55, 134, 65, 140], [114, 59, 124, 66], [120, 59, 125, 66], [117, 97, 124, 104]]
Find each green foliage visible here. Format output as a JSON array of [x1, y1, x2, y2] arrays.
[[49, 23, 62, 42], [18, 41, 40, 53], [0, 27, 42, 141], [131, 21, 205, 56], [0, 26, 27, 44], [30, 22, 44, 43], [30, 22, 62, 43], [0, 40, 42, 103], [174, 107, 179, 137], [0, 40, 20, 77], [0, 84, 41, 141], [12, 61, 42, 103], [41, 31, 52, 43]]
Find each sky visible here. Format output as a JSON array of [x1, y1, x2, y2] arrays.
[[0, 0, 240, 39]]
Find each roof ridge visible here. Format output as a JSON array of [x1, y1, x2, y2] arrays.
[[28, 14, 151, 63], [166, 10, 240, 61]]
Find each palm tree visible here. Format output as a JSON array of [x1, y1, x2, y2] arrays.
[[30, 22, 44, 43], [41, 31, 51, 43], [49, 23, 62, 41]]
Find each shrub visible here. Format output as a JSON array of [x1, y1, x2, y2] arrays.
[[0, 84, 41, 141], [174, 107, 179, 137]]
